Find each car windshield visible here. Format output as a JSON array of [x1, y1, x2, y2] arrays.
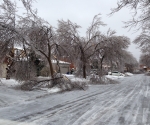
[[112, 71, 119, 73]]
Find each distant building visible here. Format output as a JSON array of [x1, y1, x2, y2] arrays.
[[140, 65, 147, 71], [0, 63, 7, 78]]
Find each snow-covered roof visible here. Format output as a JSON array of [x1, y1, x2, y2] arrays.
[[14, 45, 24, 50], [52, 60, 71, 64]]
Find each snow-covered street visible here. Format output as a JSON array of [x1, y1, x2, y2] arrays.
[[0, 74, 150, 125]]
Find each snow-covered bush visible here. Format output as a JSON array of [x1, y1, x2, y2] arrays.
[[20, 74, 88, 91], [14, 61, 36, 81], [56, 75, 88, 91], [21, 80, 38, 91], [124, 72, 133, 76], [40, 67, 50, 77]]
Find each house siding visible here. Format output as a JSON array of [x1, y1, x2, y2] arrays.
[[0, 63, 7, 78]]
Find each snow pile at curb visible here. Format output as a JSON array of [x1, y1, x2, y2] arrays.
[[70, 78, 89, 83], [105, 75, 125, 80], [64, 74, 77, 79], [41, 87, 61, 93], [47, 87, 61, 93], [0, 119, 36, 125], [0, 78, 20, 87], [125, 72, 133, 76]]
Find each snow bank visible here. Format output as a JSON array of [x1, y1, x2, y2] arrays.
[[125, 72, 133, 76], [64, 74, 89, 83], [0, 78, 62, 94], [64, 74, 75, 79], [0, 119, 36, 125], [41, 87, 61, 93], [105, 75, 125, 80], [0, 78, 20, 87], [70, 78, 89, 83], [52, 60, 71, 64]]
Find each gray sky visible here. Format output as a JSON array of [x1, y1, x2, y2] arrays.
[[32, 0, 141, 61]]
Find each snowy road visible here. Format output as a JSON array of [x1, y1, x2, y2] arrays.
[[0, 74, 150, 125]]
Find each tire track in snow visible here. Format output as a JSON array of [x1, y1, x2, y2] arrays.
[[18, 76, 138, 124], [13, 79, 127, 123], [71, 79, 142, 125], [2, 74, 150, 125], [71, 75, 144, 125]]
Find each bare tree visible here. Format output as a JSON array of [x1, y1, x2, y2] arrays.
[[0, 0, 87, 90], [139, 53, 150, 67], [133, 33, 150, 53], [110, 0, 150, 30], [0, 0, 55, 80], [26, 26, 58, 78], [0, 0, 15, 59], [0, 0, 21, 79], [57, 14, 106, 79], [94, 29, 130, 73], [122, 50, 138, 72], [110, 0, 150, 73]]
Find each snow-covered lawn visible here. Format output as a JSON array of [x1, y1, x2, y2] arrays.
[[0, 78, 20, 87], [0, 78, 50, 108]]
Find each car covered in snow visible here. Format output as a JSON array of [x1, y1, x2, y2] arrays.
[[109, 71, 124, 76]]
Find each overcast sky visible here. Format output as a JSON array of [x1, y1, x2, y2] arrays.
[[32, 0, 141, 61]]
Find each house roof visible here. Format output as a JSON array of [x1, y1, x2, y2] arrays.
[[52, 60, 71, 65]]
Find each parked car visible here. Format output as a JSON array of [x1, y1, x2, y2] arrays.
[[109, 71, 124, 76]]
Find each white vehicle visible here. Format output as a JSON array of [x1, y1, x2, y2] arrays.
[[110, 71, 124, 76]]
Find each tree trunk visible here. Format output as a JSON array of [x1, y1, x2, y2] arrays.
[[48, 58, 54, 79], [80, 46, 87, 79], [110, 60, 113, 72], [100, 55, 104, 76], [83, 62, 86, 79]]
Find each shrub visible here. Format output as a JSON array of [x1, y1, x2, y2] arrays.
[[40, 67, 50, 77]]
